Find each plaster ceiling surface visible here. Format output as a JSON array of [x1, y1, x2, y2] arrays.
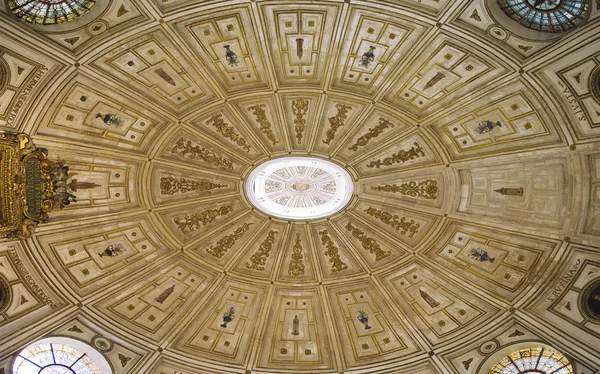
[[0, 0, 600, 373]]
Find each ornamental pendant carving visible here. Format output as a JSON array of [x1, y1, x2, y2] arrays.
[[366, 142, 425, 168], [288, 233, 306, 276], [245, 230, 277, 271], [247, 104, 278, 145], [160, 176, 227, 195], [348, 117, 394, 151], [171, 137, 233, 169], [323, 104, 352, 145], [206, 223, 253, 258], [364, 207, 420, 238], [206, 114, 251, 152], [173, 205, 232, 234], [371, 180, 438, 199], [345, 222, 390, 261], [292, 99, 308, 144], [319, 230, 348, 273]]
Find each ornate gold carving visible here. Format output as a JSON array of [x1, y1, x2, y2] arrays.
[[348, 117, 394, 151], [248, 104, 278, 145], [345, 222, 390, 261], [171, 137, 233, 169], [292, 99, 308, 144], [206, 223, 253, 258], [366, 142, 425, 168], [371, 180, 438, 199], [318, 230, 348, 273], [7, 248, 56, 308], [160, 176, 227, 195], [173, 205, 232, 234], [288, 233, 305, 276], [206, 114, 251, 152], [323, 104, 352, 145], [245, 230, 277, 270], [364, 208, 420, 238]]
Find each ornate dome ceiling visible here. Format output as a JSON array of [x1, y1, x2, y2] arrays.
[[0, 0, 599, 373]]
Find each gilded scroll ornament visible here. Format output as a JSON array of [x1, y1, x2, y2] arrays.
[[174, 205, 232, 234], [171, 137, 233, 169], [348, 118, 394, 151], [206, 223, 253, 258], [292, 99, 308, 144], [288, 233, 306, 276], [345, 222, 390, 261], [248, 104, 278, 145], [323, 104, 352, 145], [245, 230, 277, 270], [371, 180, 438, 199], [319, 230, 348, 273], [364, 207, 420, 238], [206, 114, 251, 152], [160, 176, 227, 195], [0, 132, 97, 238], [366, 142, 425, 168]]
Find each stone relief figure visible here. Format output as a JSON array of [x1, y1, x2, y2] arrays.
[[357, 310, 372, 329], [98, 244, 124, 258], [51, 163, 100, 209], [95, 112, 124, 127], [221, 306, 235, 328]]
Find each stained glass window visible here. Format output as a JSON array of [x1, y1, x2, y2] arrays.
[[489, 347, 574, 374], [13, 342, 103, 374], [497, 0, 589, 33], [7, 0, 96, 25]]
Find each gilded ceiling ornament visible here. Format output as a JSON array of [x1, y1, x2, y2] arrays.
[[318, 230, 348, 273], [223, 45, 239, 67], [206, 223, 253, 258], [348, 117, 395, 151], [364, 207, 420, 238], [247, 104, 278, 145], [160, 176, 227, 195], [171, 137, 233, 169], [245, 230, 277, 271], [206, 114, 251, 152], [345, 222, 390, 261], [470, 248, 495, 263], [288, 233, 306, 276], [357, 310, 372, 329], [358, 46, 376, 68], [173, 205, 233, 234], [366, 142, 425, 169], [98, 243, 124, 258], [292, 99, 308, 144], [323, 104, 352, 145], [371, 180, 438, 199]]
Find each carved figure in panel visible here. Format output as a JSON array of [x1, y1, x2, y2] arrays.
[[47, 82, 157, 148], [179, 9, 267, 92], [261, 8, 337, 87], [381, 263, 499, 344]]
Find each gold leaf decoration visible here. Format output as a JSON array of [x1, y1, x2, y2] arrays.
[[173, 206, 232, 234], [245, 230, 277, 270], [348, 117, 394, 151], [371, 180, 438, 199], [171, 137, 233, 169], [319, 230, 348, 273], [206, 223, 253, 258], [346, 222, 390, 261], [288, 233, 305, 276], [292, 99, 308, 144], [364, 208, 420, 237], [248, 104, 278, 145], [366, 142, 425, 168], [206, 114, 251, 152], [323, 104, 352, 145]]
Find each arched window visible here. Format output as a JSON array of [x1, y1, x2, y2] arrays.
[[497, 0, 589, 33], [7, 0, 96, 25], [489, 347, 573, 374], [13, 337, 111, 374]]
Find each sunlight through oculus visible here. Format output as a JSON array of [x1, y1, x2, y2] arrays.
[[246, 157, 353, 220]]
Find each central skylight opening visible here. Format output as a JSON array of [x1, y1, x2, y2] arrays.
[[246, 157, 354, 220]]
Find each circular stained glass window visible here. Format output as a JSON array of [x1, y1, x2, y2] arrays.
[[489, 347, 573, 374], [497, 0, 589, 33], [246, 157, 354, 220], [13, 338, 110, 374], [7, 0, 96, 25]]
